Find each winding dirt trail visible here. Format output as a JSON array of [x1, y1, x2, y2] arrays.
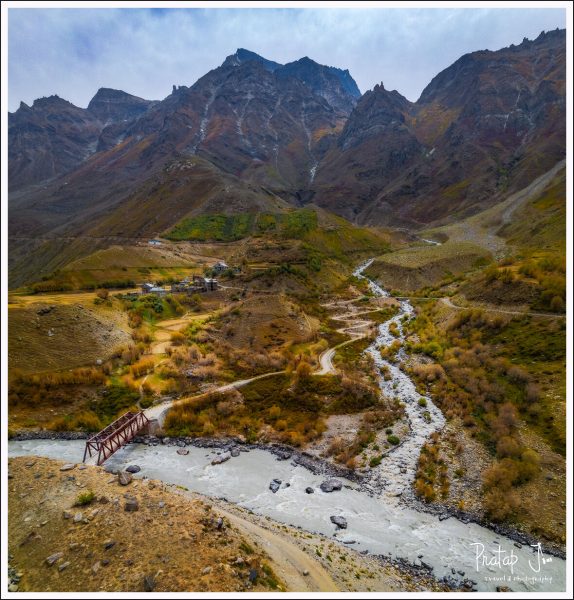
[[145, 294, 389, 422], [395, 295, 565, 319], [314, 299, 391, 375]]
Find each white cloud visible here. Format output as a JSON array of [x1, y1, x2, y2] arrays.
[[8, 7, 566, 111]]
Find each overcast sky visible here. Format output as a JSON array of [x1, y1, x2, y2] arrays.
[[8, 6, 566, 111]]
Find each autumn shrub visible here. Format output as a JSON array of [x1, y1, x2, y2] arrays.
[[380, 340, 402, 361], [170, 331, 186, 346], [483, 487, 520, 521], [496, 436, 522, 459], [71, 411, 102, 431], [130, 359, 155, 379], [516, 448, 540, 482], [369, 455, 382, 467], [326, 436, 346, 457]]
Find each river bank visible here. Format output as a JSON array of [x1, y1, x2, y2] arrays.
[[8, 438, 566, 592], [8, 430, 566, 562]]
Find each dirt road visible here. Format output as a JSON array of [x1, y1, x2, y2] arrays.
[[145, 370, 285, 425], [439, 296, 565, 318], [214, 504, 339, 592]]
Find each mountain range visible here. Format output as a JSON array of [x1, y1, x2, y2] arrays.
[[8, 29, 566, 286]]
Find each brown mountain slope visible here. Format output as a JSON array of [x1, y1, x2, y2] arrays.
[[8, 90, 157, 191], [313, 29, 565, 228]]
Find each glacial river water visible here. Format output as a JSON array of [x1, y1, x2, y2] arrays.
[[9, 261, 566, 592]]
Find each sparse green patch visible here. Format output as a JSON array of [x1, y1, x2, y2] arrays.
[[165, 209, 318, 242], [74, 490, 96, 506]]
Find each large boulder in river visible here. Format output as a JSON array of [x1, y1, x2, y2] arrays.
[[211, 452, 231, 465], [269, 479, 281, 493], [126, 465, 141, 473], [330, 515, 348, 529], [320, 479, 343, 493]]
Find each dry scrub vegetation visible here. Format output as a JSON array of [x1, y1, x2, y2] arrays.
[[462, 253, 566, 313], [404, 302, 565, 528], [164, 357, 392, 453]]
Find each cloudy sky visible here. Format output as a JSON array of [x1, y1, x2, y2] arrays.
[[8, 6, 566, 111]]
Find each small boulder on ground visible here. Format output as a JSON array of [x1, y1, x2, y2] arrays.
[[45, 552, 64, 566], [124, 497, 139, 512], [143, 574, 156, 591], [59, 464, 76, 472], [118, 471, 133, 486]]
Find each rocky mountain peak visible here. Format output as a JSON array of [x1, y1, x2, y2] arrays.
[[31, 95, 75, 111], [16, 101, 31, 113], [337, 83, 412, 151], [276, 56, 360, 115], [87, 88, 156, 124], [222, 48, 281, 72]]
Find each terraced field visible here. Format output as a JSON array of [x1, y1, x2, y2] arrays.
[[364, 241, 490, 292]]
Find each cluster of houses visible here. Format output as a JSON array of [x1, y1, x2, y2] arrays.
[[171, 275, 219, 293], [139, 262, 232, 296], [140, 275, 219, 296]]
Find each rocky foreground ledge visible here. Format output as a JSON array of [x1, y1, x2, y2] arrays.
[[7, 456, 284, 592], [8, 456, 453, 592]]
